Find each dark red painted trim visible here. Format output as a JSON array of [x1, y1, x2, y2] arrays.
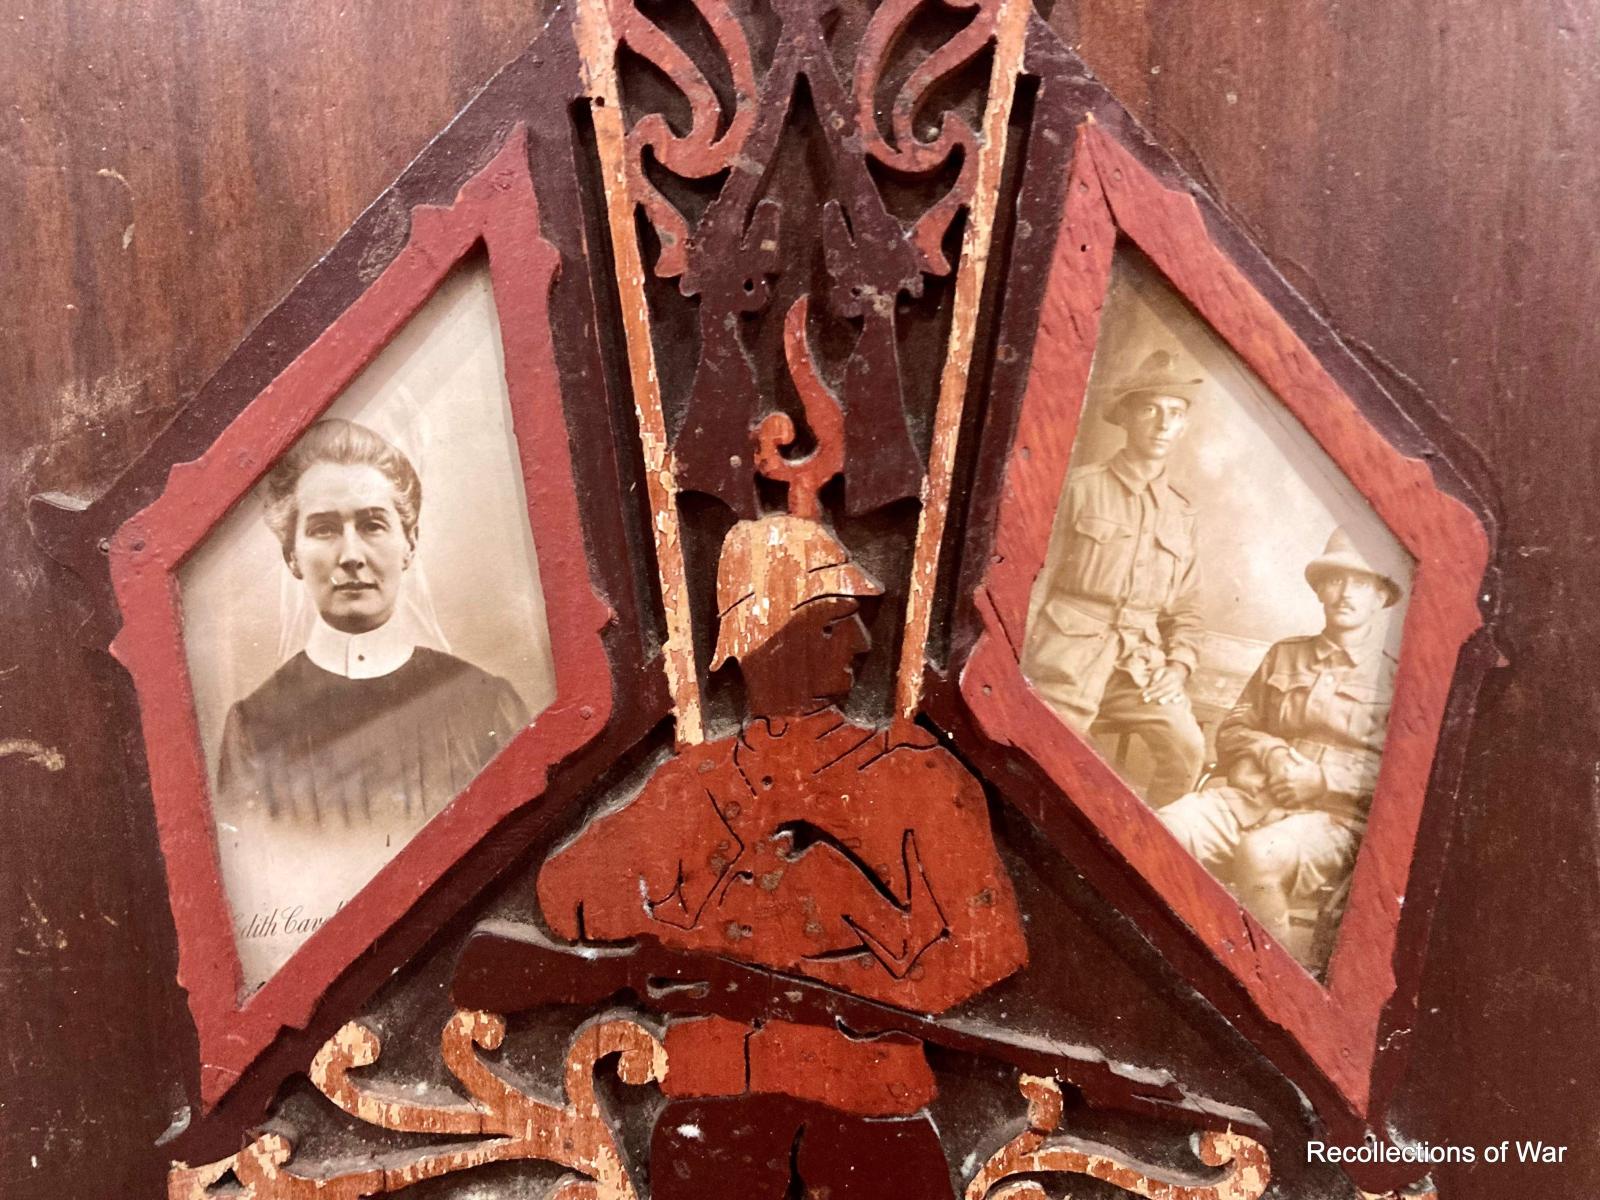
[[961, 122, 1490, 1120], [107, 127, 614, 1108]]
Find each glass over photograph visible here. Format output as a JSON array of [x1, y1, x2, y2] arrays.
[[179, 263, 557, 991], [1021, 249, 1413, 975]]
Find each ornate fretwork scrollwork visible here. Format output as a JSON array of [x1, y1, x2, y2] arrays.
[[587, 0, 1026, 515], [612, 0, 757, 282], [854, 0, 1005, 276], [964, 1076, 1272, 1200], [167, 1011, 665, 1200]]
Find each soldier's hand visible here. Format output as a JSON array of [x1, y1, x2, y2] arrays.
[[1264, 758, 1325, 807], [1140, 663, 1191, 705], [1263, 745, 1298, 784]]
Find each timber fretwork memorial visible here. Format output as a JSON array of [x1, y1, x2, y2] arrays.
[[51, 0, 1495, 1196]]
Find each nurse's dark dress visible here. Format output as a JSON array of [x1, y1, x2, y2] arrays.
[[217, 648, 529, 825]]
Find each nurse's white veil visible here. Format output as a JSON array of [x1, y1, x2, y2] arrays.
[[274, 388, 453, 663]]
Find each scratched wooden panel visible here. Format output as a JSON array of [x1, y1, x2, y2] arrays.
[[3, 3, 1597, 1199], [0, 3, 544, 1195]]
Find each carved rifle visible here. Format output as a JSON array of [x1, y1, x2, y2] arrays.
[[451, 919, 1267, 1139]]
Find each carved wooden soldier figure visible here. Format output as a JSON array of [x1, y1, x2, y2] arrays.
[[539, 508, 1027, 1195], [536, 294, 1027, 1193]]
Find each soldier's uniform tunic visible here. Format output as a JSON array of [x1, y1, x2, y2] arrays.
[[538, 710, 1026, 1200], [1022, 451, 1206, 804], [1159, 629, 1397, 959]]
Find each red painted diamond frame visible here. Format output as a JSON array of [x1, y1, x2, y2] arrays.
[[107, 126, 614, 1109], [961, 122, 1489, 1122]]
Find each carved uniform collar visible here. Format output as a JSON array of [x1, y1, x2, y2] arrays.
[[304, 617, 416, 679]]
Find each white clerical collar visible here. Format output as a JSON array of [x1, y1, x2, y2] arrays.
[[305, 617, 416, 680]]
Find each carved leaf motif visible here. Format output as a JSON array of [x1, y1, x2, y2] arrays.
[[964, 1076, 1272, 1200], [167, 1011, 666, 1200]]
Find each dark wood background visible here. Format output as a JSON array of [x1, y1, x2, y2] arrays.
[[3, 2, 1595, 1196]]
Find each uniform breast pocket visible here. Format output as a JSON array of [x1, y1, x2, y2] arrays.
[[1266, 668, 1320, 727], [1152, 518, 1192, 596], [1334, 678, 1393, 744], [1066, 514, 1134, 593]]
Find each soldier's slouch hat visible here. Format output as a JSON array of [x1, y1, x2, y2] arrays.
[[1104, 349, 1205, 424]]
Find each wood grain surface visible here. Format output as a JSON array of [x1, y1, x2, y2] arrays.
[[3, 3, 1597, 1198]]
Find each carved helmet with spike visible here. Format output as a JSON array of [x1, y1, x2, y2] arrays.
[[710, 515, 881, 670], [710, 295, 882, 670]]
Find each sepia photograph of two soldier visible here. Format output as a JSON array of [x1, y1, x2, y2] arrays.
[[1022, 251, 1413, 975]]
